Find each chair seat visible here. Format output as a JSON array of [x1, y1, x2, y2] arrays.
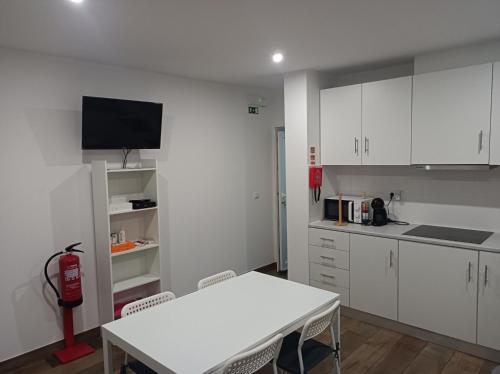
[[126, 360, 157, 374], [277, 331, 333, 374]]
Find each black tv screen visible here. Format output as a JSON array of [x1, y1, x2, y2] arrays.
[[82, 96, 163, 149]]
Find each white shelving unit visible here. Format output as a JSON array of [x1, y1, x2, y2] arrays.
[[91, 159, 163, 323]]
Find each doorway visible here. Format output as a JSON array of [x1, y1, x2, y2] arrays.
[[276, 127, 288, 273]]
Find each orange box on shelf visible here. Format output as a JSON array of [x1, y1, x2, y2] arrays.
[[111, 241, 136, 254]]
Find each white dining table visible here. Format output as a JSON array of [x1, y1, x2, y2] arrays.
[[101, 271, 339, 374]]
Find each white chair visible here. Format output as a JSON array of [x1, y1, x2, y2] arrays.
[[222, 334, 284, 374], [277, 301, 341, 374], [121, 291, 176, 317], [120, 291, 176, 374], [197, 270, 237, 290]]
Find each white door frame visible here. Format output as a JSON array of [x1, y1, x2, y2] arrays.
[[275, 127, 287, 272]]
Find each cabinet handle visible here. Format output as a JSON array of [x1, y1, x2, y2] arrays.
[[389, 250, 394, 268], [468, 262, 472, 283], [364, 137, 369, 155], [478, 131, 483, 153], [354, 137, 358, 155], [320, 273, 335, 279], [484, 265, 488, 287]]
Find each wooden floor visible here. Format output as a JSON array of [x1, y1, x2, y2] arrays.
[[2, 313, 497, 374], [2, 268, 498, 373]]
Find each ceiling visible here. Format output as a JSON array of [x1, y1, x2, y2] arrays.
[[0, 0, 499, 88]]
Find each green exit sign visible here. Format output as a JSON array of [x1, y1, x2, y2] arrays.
[[248, 106, 259, 114]]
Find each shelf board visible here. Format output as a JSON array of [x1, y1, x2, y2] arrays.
[[111, 243, 159, 258], [109, 206, 158, 216], [107, 167, 156, 173], [113, 274, 160, 294]]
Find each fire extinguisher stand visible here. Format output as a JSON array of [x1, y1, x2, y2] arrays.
[[44, 243, 95, 364]]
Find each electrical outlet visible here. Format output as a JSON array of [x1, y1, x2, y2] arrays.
[[390, 191, 402, 201]]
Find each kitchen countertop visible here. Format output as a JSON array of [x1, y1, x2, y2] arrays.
[[309, 220, 500, 253]]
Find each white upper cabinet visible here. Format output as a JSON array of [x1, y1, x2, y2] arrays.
[[320, 84, 362, 165], [490, 62, 500, 165], [361, 76, 412, 165], [411, 64, 493, 165], [350, 234, 398, 320], [477, 251, 500, 351], [321, 77, 411, 166]]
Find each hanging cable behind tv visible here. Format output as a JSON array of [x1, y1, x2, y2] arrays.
[[122, 148, 132, 169]]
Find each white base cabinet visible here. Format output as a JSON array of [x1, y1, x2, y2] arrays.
[[308, 228, 350, 306], [477, 251, 500, 350], [398, 241, 478, 343], [350, 234, 398, 320], [309, 226, 500, 351]]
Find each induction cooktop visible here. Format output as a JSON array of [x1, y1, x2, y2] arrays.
[[402, 225, 493, 245]]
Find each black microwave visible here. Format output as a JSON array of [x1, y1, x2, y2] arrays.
[[324, 198, 349, 221]]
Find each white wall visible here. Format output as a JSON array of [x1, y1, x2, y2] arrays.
[[414, 39, 500, 74], [284, 71, 325, 284], [322, 166, 500, 231], [0, 47, 282, 361], [306, 73, 323, 223], [320, 62, 414, 88], [284, 72, 309, 284]]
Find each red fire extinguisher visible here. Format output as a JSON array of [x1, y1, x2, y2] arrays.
[[44, 243, 95, 364]]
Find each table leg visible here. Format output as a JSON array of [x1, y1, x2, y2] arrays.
[[102, 332, 113, 374], [335, 307, 341, 373]]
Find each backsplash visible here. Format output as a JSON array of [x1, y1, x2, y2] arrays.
[[311, 166, 500, 231]]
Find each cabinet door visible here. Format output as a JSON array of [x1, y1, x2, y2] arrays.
[[399, 241, 478, 343], [320, 85, 361, 165], [361, 76, 412, 165], [411, 64, 492, 165], [477, 251, 500, 350], [350, 234, 398, 320], [491, 62, 500, 165]]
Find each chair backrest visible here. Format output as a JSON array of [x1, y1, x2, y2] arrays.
[[121, 291, 176, 318], [222, 334, 283, 374], [197, 270, 237, 290], [299, 300, 340, 347]]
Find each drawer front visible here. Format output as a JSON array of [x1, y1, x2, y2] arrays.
[[309, 245, 349, 270], [310, 280, 349, 306], [309, 263, 350, 288], [308, 228, 350, 251]]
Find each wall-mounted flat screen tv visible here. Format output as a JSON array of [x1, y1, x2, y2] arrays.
[[82, 96, 163, 149]]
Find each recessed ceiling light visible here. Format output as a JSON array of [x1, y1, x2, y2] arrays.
[[68, 0, 84, 4], [272, 52, 284, 63]]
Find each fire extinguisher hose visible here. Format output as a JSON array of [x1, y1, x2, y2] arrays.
[[44, 251, 64, 303]]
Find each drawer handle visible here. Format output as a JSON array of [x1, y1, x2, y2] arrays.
[[320, 255, 335, 261], [320, 273, 335, 279], [320, 238, 335, 248], [468, 262, 472, 283], [320, 256, 336, 268]]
